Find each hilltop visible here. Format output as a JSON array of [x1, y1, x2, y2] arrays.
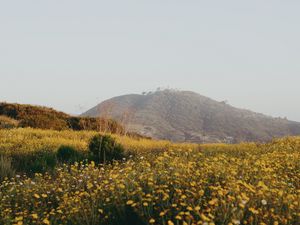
[[82, 89, 300, 143]]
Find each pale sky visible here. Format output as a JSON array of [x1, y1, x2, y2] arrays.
[[0, 1, 299, 121]]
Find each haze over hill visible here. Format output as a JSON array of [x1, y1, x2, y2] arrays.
[[83, 90, 300, 143]]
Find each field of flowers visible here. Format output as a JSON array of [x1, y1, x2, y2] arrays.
[[0, 129, 299, 225]]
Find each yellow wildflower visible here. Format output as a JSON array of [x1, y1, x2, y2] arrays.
[[168, 221, 174, 225], [126, 200, 134, 205], [31, 214, 38, 219], [43, 218, 50, 225], [149, 218, 155, 224], [34, 194, 40, 199]]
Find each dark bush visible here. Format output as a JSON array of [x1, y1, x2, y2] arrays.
[[11, 150, 57, 175], [89, 134, 125, 164], [9, 147, 85, 176], [67, 117, 81, 130], [30, 151, 57, 174], [56, 145, 82, 164]]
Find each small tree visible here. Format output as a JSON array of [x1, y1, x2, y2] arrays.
[[89, 134, 125, 164]]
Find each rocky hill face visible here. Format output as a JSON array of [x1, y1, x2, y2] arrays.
[[82, 90, 300, 143]]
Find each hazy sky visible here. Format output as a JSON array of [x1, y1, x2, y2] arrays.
[[1, 1, 299, 121]]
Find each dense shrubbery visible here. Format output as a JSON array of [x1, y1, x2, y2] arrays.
[[0, 102, 69, 130], [11, 149, 57, 174], [19, 114, 68, 130], [9, 147, 87, 175], [89, 134, 126, 164], [56, 145, 83, 164], [10, 147, 84, 175], [0, 102, 125, 133]]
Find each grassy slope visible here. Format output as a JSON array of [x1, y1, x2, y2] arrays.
[[0, 128, 198, 155]]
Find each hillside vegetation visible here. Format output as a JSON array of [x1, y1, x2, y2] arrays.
[[0, 128, 299, 225], [83, 90, 300, 143], [0, 128, 195, 175], [0, 102, 124, 134]]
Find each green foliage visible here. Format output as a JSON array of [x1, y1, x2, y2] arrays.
[[11, 150, 57, 175], [0, 155, 15, 181], [56, 145, 83, 164], [89, 134, 125, 164], [67, 117, 82, 130]]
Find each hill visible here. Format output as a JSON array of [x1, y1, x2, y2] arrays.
[[82, 89, 300, 143], [0, 102, 124, 134]]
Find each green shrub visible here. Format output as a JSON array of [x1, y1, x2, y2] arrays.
[[12, 150, 57, 175], [0, 155, 15, 181], [89, 134, 125, 164], [56, 145, 82, 164], [10, 146, 84, 176]]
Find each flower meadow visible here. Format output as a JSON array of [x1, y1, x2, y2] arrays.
[[0, 129, 299, 225]]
